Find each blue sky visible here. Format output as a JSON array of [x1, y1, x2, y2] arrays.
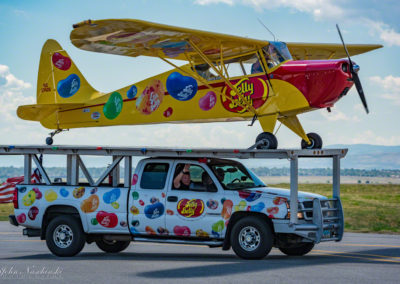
[[0, 0, 399, 164]]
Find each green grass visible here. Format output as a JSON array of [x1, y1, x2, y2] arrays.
[[1, 184, 399, 233]]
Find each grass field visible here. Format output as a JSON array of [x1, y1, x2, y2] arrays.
[[1, 184, 399, 233]]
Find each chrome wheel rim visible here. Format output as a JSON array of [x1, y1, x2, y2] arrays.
[[239, 226, 261, 251], [53, 224, 73, 248]]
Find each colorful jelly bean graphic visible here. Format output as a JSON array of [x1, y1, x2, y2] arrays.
[[136, 79, 164, 115], [166, 72, 198, 101], [111, 202, 120, 209], [139, 200, 144, 206], [234, 200, 247, 212], [33, 187, 42, 200], [131, 220, 140, 227], [144, 202, 164, 219], [267, 207, 279, 218], [221, 199, 233, 219], [130, 227, 139, 234], [127, 85, 138, 99], [73, 187, 85, 198], [103, 188, 120, 204], [57, 74, 80, 98], [52, 52, 71, 71], [206, 199, 218, 210], [163, 107, 173, 118], [162, 192, 166, 198], [132, 174, 138, 186], [145, 226, 157, 235], [166, 209, 174, 215], [199, 91, 217, 111], [132, 191, 139, 200], [273, 197, 287, 205], [177, 199, 205, 218], [173, 226, 191, 237], [60, 188, 69, 197], [120, 221, 128, 227], [196, 229, 209, 238], [28, 206, 39, 220], [91, 112, 101, 120], [157, 227, 169, 235], [212, 220, 225, 237], [22, 190, 36, 206], [238, 191, 261, 202], [90, 188, 98, 194], [18, 186, 26, 193], [103, 92, 123, 120], [80, 194, 99, 213], [247, 202, 265, 212], [96, 211, 118, 228], [150, 197, 159, 204], [130, 205, 139, 215], [91, 218, 98, 225], [44, 189, 57, 202], [16, 213, 26, 224]]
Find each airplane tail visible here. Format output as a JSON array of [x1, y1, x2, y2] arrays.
[[17, 39, 102, 126]]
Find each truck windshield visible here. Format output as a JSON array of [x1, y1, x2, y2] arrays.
[[211, 163, 266, 190], [263, 41, 292, 68]]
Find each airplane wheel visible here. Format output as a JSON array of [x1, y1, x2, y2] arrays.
[[301, 133, 322, 149], [255, 132, 278, 149], [46, 137, 53, 146]]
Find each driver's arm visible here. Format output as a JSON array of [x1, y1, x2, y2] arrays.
[[173, 164, 190, 188]]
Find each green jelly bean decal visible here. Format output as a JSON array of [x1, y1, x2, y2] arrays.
[[103, 92, 123, 120]]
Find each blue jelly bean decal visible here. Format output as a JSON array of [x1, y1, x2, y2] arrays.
[[57, 74, 80, 98], [60, 188, 69, 197], [166, 72, 198, 101], [144, 202, 165, 219], [103, 188, 121, 204], [127, 85, 137, 99]]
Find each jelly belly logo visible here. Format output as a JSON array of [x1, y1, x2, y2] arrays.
[[221, 77, 269, 113], [177, 199, 205, 218]]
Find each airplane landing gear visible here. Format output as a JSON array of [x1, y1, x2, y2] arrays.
[[45, 129, 68, 145], [301, 132, 323, 149], [255, 132, 278, 150]]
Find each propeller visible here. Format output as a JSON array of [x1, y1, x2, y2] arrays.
[[336, 24, 369, 114]]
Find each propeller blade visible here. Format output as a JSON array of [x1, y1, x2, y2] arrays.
[[352, 72, 369, 114], [336, 24, 354, 70]]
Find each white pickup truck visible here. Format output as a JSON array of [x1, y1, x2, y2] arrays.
[[9, 156, 343, 259]]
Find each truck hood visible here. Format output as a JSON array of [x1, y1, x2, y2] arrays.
[[247, 186, 327, 201]]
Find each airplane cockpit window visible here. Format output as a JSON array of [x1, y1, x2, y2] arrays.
[[262, 41, 292, 68], [194, 64, 221, 81]]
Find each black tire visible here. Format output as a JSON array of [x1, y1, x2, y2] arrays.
[[278, 243, 314, 256], [45, 215, 85, 257], [231, 216, 273, 259], [46, 137, 53, 145], [95, 239, 131, 253], [301, 132, 322, 149], [255, 132, 278, 149]]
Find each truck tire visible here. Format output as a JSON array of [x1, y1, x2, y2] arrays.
[[45, 215, 85, 257], [231, 216, 273, 259], [95, 239, 131, 253], [278, 243, 314, 256]]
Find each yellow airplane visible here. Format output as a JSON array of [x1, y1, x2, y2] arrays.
[[17, 19, 382, 148]]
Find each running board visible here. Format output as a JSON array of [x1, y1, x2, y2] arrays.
[[134, 237, 224, 247]]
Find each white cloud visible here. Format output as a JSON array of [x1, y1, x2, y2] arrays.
[[350, 130, 400, 146], [319, 108, 360, 122], [362, 19, 400, 47], [370, 75, 400, 105]]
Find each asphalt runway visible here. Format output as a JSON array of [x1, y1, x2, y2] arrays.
[[0, 222, 399, 283]]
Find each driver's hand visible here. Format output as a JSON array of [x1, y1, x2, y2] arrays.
[[184, 164, 191, 172]]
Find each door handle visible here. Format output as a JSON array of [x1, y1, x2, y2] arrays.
[[167, 196, 178, 202]]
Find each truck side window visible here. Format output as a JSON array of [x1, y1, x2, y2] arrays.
[[140, 163, 170, 189], [172, 163, 217, 192]]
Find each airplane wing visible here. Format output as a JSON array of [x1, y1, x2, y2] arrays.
[[286, 42, 383, 60], [70, 19, 268, 64]]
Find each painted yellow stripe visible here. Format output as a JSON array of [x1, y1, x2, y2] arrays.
[[313, 250, 400, 263], [338, 243, 400, 248], [315, 249, 400, 259]]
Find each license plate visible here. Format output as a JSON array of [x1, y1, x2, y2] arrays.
[[323, 229, 331, 238]]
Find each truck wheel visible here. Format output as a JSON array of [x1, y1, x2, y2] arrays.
[[279, 243, 314, 256], [231, 216, 273, 259], [95, 239, 131, 253], [45, 215, 85, 257]]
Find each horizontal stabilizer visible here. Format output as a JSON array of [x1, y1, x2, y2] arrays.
[[17, 104, 85, 121]]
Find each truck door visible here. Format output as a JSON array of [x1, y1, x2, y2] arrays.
[[128, 159, 171, 235], [165, 161, 224, 238]]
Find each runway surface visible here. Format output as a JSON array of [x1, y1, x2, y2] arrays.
[[0, 221, 399, 283]]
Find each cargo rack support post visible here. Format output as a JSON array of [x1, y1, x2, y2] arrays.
[[0, 145, 347, 226]]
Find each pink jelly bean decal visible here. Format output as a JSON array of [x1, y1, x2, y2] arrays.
[[132, 174, 138, 185], [199, 91, 216, 111], [52, 53, 72, 71], [28, 206, 39, 220], [17, 213, 26, 224], [163, 107, 173, 117], [174, 226, 191, 237]]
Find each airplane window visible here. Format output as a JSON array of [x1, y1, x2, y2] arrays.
[[263, 41, 292, 68], [194, 64, 221, 81]]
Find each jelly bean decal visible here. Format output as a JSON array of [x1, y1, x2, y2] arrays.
[[177, 199, 205, 218], [206, 199, 218, 210], [91, 112, 101, 120], [131, 220, 140, 227], [212, 220, 225, 237], [60, 188, 69, 197], [111, 202, 120, 209], [136, 79, 164, 115], [80, 194, 99, 213], [130, 205, 139, 215], [91, 218, 98, 225], [273, 197, 287, 205], [234, 200, 247, 212], [238, 190, 261, 202], [196, 229, 209, 238], [247, 202, 265, 212], [221, 199, 233, 220], [163, 107, 173, 118], [166, 72, 198, 101], [57, 74, 80, 98], [130, 227, 139, 234], [45, 189, 57, 202], [144, 202, 164, 219], [33, 187, 42, 200], [132, 174, 138, 186], [157, 227, 169, 235], [18, 186, 26, 193], [145, 226, 157, 235], [162, 192, 166, 198], [90, 188, 98, 195], [150, 197, 159, 204], [120, 221, 128, 227], [103, 188, 120, 204], [28, 206, 39, 220], [199, 91, 217, 111], [73, 187, 85, 198], [174, 226, 191, 237], [127, 85, 138, 99], [96, 211, 118, 228], [139, 200, 144, 206], [16, 213, 26, 224], [22, 190, 36, 206], [132, 191, 139, 200], [267, 207, 279, 217], [166, 209, 174, 215], [52, 52, 71, 71], [103, 92, 123, 120]]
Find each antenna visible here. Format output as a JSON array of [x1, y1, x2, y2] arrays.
[[257, 18, 276, 42]]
